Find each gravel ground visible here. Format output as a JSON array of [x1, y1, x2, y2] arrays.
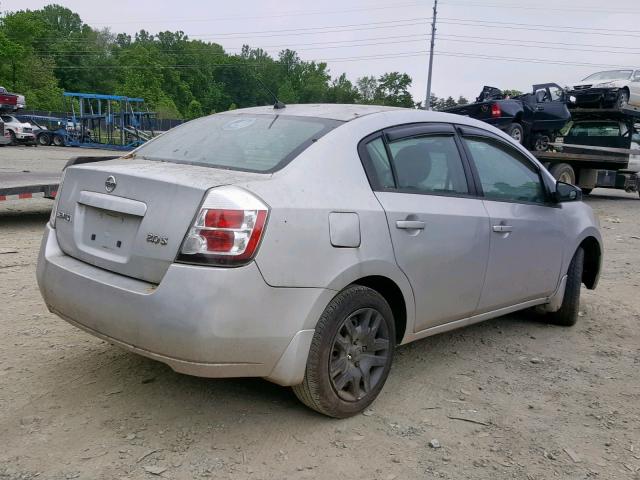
[[1, 146, 639, 479]]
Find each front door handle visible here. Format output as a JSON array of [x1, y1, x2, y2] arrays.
[[492, 225, 513, 233], [396, 220, 426, 230]]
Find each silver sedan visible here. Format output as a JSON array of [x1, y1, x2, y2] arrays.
[[37, 104, 602, 417]]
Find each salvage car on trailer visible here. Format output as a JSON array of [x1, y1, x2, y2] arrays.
[[567, 69, 640, 109], [446, 84, 571, 151]]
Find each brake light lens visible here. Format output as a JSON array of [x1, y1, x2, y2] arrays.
[[177, 186, 269, 267], [491, 103, 501, 118]]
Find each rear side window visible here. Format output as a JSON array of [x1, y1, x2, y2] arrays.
[[135, 114, 341, 173], [464, 138, 545, 204], [387, 135, 469, 194]]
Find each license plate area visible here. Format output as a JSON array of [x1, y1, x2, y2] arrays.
[[76, 205, 141, 263]]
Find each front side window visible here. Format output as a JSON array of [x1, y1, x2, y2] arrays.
[[387, 135, 469, 194], [135, 114, 340, 173], [464, 138, 546, 204]]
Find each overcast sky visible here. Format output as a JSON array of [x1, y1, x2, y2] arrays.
[[2, 0, 640, 104]]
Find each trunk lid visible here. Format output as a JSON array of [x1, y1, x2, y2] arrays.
[[54, 159, 269, 283]]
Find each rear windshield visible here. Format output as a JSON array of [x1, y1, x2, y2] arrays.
[[135, 113, 341, 173]]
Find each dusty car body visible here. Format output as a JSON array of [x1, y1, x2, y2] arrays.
[[446, 84, 571, 151], [568, 69, 640, 109], [37, 104, 602, 417]]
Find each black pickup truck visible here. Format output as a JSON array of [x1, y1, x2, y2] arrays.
[[446, 84, 571, 151]]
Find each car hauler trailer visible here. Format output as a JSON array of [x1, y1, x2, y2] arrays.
[[533, 107, 640, 197], [0, 156, 118, 203]]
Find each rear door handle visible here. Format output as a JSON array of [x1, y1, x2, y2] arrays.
[[492, 225, 513, 233], [396, 220, 426, 230]]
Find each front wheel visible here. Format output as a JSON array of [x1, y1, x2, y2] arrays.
[[617, 89, 629, 109], [8, 130, 17, 146], [293, 285, 395, 418], [547, 248, 584, 326], [550, 163, 576, 185]]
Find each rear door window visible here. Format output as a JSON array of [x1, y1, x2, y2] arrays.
[[135, 114, 341, 173], [387, 135, 469, 194]]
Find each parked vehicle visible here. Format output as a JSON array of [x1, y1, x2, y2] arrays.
[[567, 69, 640, 110], [37, 104, 602, 417], [534, 109, 640, 197], [15, 115, 68, 146], [446, 84, 571, 151], [0, 119, 11, 146], [0, 114, 36, 145], [0, 86, 25, 111]]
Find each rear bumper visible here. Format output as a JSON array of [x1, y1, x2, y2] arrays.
[[569, 88, 619, 107], [36, 225, 334, 385]]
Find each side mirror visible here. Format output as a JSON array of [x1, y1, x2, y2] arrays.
[[555, 181, 582, 203]]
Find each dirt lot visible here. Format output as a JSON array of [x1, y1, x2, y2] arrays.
[[1, 146, 639, 479]]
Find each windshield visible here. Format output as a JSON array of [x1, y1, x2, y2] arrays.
[[582, 70, 633, 82], [135, 113, 341, 173]]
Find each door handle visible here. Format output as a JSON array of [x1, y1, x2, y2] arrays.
[[536, 106, 544, 111], [396, 220, 426, 230], [492, 225, 513, 233]]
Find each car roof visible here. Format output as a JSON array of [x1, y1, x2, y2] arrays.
[[219, 103, 405, 122]]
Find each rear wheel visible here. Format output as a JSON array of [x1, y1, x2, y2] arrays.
[[52, 135, 65, 147], [547, 248, 584, 326], [292, 285, 395, 418], [550, 163, 576, 185], [506, 123, 524, 144]]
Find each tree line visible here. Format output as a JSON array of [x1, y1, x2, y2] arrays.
[[0, 5, 469, 119]]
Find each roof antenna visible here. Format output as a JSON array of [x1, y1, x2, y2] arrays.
[[252, 71, 286, 109]]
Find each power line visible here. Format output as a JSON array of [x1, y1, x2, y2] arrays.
[[84, 2, 425, 25], [437, 17, 640, 37], [31, 18, 430, 44], [438, 36, 640, 57], [440, 0, 640, 15]]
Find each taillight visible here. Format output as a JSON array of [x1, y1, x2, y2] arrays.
[[177, 186, 269, 267], [491, 103, 501, 118]]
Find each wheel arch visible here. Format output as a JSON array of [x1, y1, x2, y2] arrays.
[[579, 235, 602, 290], [350, 275, 408, 345], [324, 261, 416, 345]]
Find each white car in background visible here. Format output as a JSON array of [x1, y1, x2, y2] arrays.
[[0, 114, 36, 145], [568, 69, 640, 109]]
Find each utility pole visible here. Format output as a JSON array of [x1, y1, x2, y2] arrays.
[[425, 0, 438, 110]]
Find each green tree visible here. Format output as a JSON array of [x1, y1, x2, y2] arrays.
[[374, 72, 415, 108]]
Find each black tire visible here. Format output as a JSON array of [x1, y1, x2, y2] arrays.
[[506, 123, 524, 144], [38, 133, 51, 146], [617, 89, 630, 109], [8, 130, 17, 146], [550, 163, 576, 185], [52, 135, 65, 147], [581, 188, 593, 195], [292, 285, 395, 418], [547, 248, 584, 326]]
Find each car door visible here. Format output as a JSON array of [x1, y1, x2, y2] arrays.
[[532, 85, 571, 132], [359, 123, 491, 332], [458, 126, 565, 312], [630, 70, 640, 107]]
